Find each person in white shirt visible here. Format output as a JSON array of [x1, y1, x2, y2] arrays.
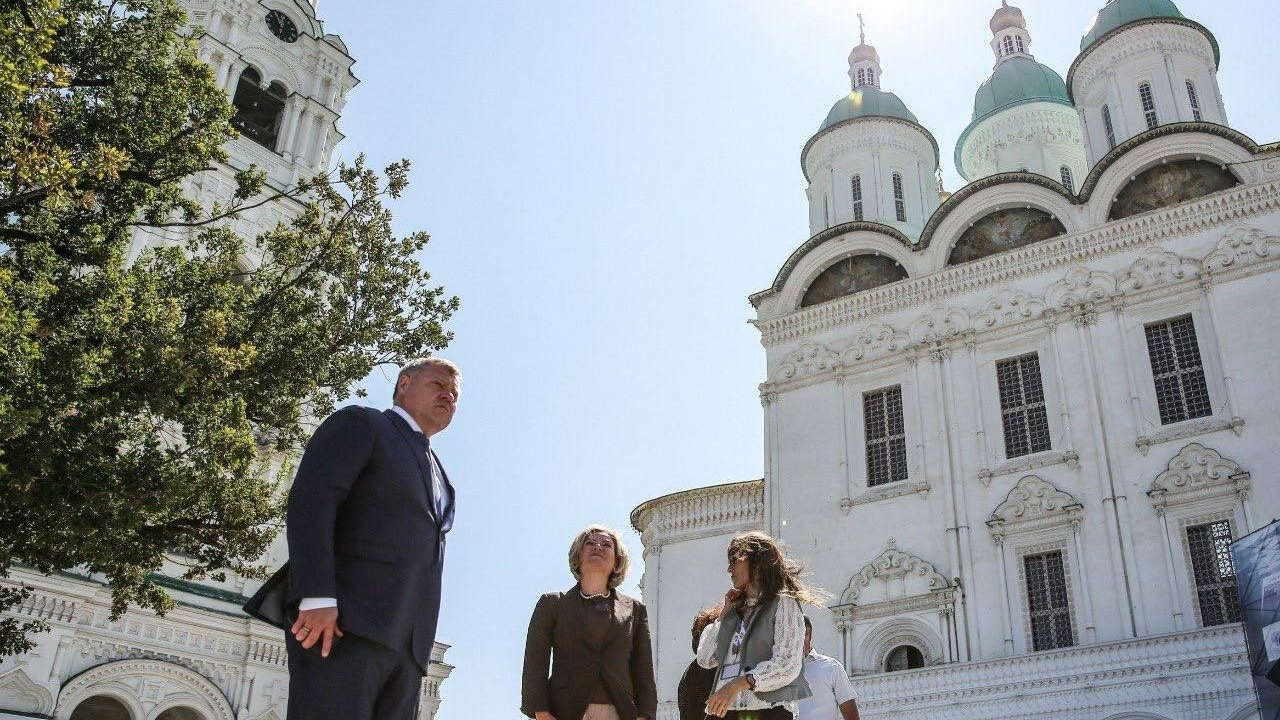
[[796, 617, 860, 720]]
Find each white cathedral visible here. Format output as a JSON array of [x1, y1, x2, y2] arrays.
[[632, 1, 1280, 719], [0, 2, 453, 719]]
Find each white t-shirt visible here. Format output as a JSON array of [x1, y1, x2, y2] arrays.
[[796, 652, 858, 720]]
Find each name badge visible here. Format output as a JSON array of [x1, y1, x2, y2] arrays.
[[714, 662, 742, 691]]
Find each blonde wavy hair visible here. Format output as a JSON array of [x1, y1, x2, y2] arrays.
[[568, 524, 630, 590]]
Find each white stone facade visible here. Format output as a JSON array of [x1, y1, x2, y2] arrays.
[[634, 5, 1278, 719], [956, 102, 1089, 186], [1, 2, 453, 719]]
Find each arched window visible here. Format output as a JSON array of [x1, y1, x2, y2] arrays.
[[800, 254, 908, 307], [851, 174, 864, 221], [885, 645, 925, 672], [232, 68, 287, 151], [948, 207, 1066, 265], [856, 68, 866, 87], [1138, 81, 1158, 130], [1059, 165, 1074, 193], [1109, 160, 1239, 221], [1101, 104, 1116, 150], [892, 172, 906, 222], [1186, 79, 1203, 121], [70, 696, 132, 720]]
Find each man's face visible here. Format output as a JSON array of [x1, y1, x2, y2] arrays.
[[396, 365, 460, 436]]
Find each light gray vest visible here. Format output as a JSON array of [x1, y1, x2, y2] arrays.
[[713, 596, 811, 704]]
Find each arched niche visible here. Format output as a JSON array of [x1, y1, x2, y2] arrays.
[[69, 695, 134, 720], [947, 207, 1066, 266], [232, 67, 288, 152], [800, 253, 908, 308], [1108, 159, 1239, 221]]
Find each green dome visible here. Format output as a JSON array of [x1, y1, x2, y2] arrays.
[[1080, 0, 1184, 50], [820, 87, 919, 130], [971, 57, 1071, 122]]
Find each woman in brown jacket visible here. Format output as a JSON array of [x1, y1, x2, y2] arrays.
[[521, 524, 657, 720]]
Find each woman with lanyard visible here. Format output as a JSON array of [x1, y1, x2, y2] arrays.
[[696, 531, 828, 720]]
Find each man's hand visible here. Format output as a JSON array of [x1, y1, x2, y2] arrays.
[[534, 712, 557, 720], [291, 607, 343, 657], [704, 677, 750, 718], [723, 588, 742, 607]]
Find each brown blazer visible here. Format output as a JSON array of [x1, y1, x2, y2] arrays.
[[521, 586, 657, 720]]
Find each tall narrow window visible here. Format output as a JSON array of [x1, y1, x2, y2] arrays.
[[996, 354, 1052, 458], [866, 68, 875, 86], [863, 386, 908, 487], [1002, 36, 1014, 56], [1024, 551, 1074, 651], [1101, 104, 1116, 150], [1144, 315, 1212, 425], [851, 175, 864, 221], [1138, 82, 1159, 130], [1186, 79, 1203, 121], [1014, 35, 1025, 53], [232, 68, 287, 151], [856, 69, 866, 87], [892, 172, 907, 222], [1186, 520, 1241, 627], [1059, 165, 1075, 193]]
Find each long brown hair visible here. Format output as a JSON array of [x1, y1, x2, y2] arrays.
[[727, 531, 829, 611]]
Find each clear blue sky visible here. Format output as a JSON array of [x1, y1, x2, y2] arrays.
[[311, 1, 1279, 718]]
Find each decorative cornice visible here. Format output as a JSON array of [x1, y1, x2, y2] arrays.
[[801, 116, 942, 182], [1075, 123, 1258, 201], [1148, 443, 1249, 510], [1068, 18, 1221, 102], [753, 181, 1280, 347], [752, 222, 916, 304], [839, 545, 950, 604], [917, 172, 1076, 251], [988, 476, 1083, 539], [630, 480, 764, 551]]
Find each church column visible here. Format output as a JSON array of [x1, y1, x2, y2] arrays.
[[1154, 503, 1186, 630], [1160, 47, 1184, 121], [646, 543, 662, 684], [943, 346, 982, 655], [277, 97, 301, 163], [838, 375, 855, 502], [1069, 510, 1097, 642], [1199, 278, 1243, 431], [1073, 304, 1143, 637], [1110, 305, 1148, 447], [992, 532, 1015, 655], [225, 58, 248, 94], [1207, 66, 1228, 125], [1045, 314, 1076, 456], [763, 393, 782, 538], [908, 352, 930, 483], [965, 337, 992, 481], [871, 150, 885, 223], [290, 107, 315, 167], [1105, 70, 1131, 142], [931, 345, 974, 659]]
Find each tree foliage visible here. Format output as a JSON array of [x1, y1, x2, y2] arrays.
[[0, 0, 457, 653]]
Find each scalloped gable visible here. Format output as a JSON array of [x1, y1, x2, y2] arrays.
[[988, 475, 1083, 537], [1148, 443, 1249, 509], [839, 544, 949, 604]]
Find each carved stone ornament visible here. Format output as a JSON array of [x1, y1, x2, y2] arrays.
[[1203, 226, 1280, 272], [775, 342, 841, 381], [1148, 442, 1250, 510], [1045, 267, 1117, 310], [839, 547, 949, 604], [54, 659, 236, 720], [0, 667, 55, 715], [987, 475, 1083, 539], [1117, 246, 1201, 292], [975, 289, 1046, 330], [842, 322, 910, 363], [910, 306, 972, 345]]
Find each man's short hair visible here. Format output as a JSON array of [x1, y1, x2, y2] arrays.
[[393, 357, 461, 401]]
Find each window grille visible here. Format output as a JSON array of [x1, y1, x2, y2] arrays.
[[996, 354, 1052, 458], [864, 386, 908, 487], [1186, 79, 1203, 121], [867, 68, 875, 85], [892, 172, 906, 222], [1059, 165, 1074, 193], [851, 175, 864, 221], [1102, 104, 1116, 149], [1139, 82, 1159, 130], [1024, 551, 1074, 650], [1014, 35, 1025, 53], [1002, 36, 1014, 56], [1187, 520, 1242, 627], [1144, 315, 1212, 425], [856, 69, 866, 87]]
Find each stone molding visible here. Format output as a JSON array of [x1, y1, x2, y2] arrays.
[[754, 181, 1280, 346], [1069, 21, 1218, 101], [630, 480, 764, 552], [838, 546, 950, 605], [987, 476, 1083, 540], [54, 658, 236, 720], [0, 667, 55, 715], [1148, 442, 1250, 511], [759, 225, 1280, 388], [959, 103, 1086, 181]]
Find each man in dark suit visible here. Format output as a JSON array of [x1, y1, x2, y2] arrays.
[[280, 357, 460, 720]]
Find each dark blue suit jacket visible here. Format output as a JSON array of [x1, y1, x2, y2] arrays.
[[266, 405, 454, 668]]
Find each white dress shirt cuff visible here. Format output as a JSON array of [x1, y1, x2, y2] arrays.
[[298, 597, 337, 611]]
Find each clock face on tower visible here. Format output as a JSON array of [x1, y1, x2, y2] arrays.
[[265, 10, 298, 43]]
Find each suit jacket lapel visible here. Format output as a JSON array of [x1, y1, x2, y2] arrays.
[[601, 591, 630, 650], [431, 448, 455, 533], [384, 409, 436, 519]]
